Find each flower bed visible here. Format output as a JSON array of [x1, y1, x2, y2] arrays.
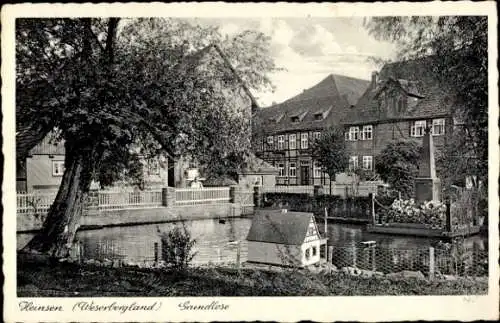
[[380, 199, 447, 229]]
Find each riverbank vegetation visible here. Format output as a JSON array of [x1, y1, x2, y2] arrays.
[[18, 256, 487, 297]]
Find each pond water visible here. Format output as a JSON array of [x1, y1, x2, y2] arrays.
[[17, 217, 488, 272]]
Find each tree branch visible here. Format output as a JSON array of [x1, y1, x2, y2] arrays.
[[105, 18, 120, 64]]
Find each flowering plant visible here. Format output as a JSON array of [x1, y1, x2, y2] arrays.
[[383, 198, 447, 228]]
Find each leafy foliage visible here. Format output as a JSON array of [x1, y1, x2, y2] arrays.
[[375, 140, 422, 199], [160, 224, 197, 273], [311, 127, 349, 179], [17, 18, 279, 256], [365, 16, 488, 187]]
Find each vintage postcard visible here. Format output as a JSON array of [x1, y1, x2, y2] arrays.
[[2, 1, 499, 322]]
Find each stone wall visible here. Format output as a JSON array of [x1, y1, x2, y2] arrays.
[[17, 203, 242, 233]]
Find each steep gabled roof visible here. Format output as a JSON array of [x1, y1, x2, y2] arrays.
[[239, 153, 278, 175], [16, 125, 54, 159], [180, 44, 260, 112], [344, 57, 453, 125], [254, 94, 351, 134], [253, 73, 369, 135], [287, 74, 370, 106], [246, 211, 316, 245]]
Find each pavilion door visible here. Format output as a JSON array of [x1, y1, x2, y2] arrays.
[[300, 165, 310, 185]]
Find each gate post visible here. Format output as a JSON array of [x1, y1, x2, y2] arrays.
[[162, 187, 176, 207], [253, 185, 262, 208], [429, 247, 435, 280]]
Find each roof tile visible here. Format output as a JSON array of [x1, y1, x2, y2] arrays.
[[246, 211, 315, 245]]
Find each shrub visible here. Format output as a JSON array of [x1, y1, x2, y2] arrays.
[[160, 223, 197, 273]]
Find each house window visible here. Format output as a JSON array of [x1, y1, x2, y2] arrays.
[[313, 131, 321, 141], [348, 126, 359, 141], [432, 118, 445, 136], [305, 248, 311, 260], [313, 161, 322, 178], [349, 156, 358, 171], [344, 131, 349, 141], [289, 134, 296, 150], [300, 133, 308, 149], [277, 135, 285, 150], [361, 125, 373, 140], [291, 116, 300, 123], [148, 159, 160, 175], [52, 160, 65, 176], [411, 120, 427, 137], [289, 162, 297, 177], [278, 163, 285, 177], [266, 136, 274, 149], [362, 156, 373, 170], [314, 113, 323, 121], [312, 246, 317, 256]]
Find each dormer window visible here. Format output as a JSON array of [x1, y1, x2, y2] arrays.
[[291, 111, 308, 123], [269, 113, 284, 123], [314, 113, 323, 121]]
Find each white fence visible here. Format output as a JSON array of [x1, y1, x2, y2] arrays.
[[175, 187, 231, 206], [263, 185, 315, 195], [97, 189, 163, 211], [17, 189, 163, 215], [17, 191, 58, 215]]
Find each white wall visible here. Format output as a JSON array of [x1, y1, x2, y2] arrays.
[[300, 240, 321, 266], [26, 155, 65, 192]]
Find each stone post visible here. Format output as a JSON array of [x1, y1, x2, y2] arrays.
[[429, 247, 435, 281], [445, 200, 452, 232], [229, 186, 237, 204], [162, 187, 176, 207], [415, 127, 441, 203], [253, 185, 262, 208]]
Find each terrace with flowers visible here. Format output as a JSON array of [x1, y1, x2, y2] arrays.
[[367, 128, 482, 238]]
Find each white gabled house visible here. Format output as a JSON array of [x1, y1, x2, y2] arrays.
[[246, 210, 327, 267]]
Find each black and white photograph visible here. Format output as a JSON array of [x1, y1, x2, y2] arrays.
[[2, 2, 498, 322]]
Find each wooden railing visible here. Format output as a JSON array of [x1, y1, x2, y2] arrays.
[[175, 187, 231, 206], [97, 189, 163, 211], [17, 191, 58, 215]]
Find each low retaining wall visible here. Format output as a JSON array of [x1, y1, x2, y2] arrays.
[[17, 203, 243, 233], [366, 223, 481, 238]]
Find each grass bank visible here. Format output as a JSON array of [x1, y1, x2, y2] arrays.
[[17, 257, 487, 297]]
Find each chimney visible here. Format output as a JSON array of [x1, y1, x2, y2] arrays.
[[371, 71, 379, 86]]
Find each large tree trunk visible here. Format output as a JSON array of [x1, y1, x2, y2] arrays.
[[22, 144, 97, 258]]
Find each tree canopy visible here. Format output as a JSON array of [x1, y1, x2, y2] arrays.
[[17, 18, 279, 257], [311, 127, 349, 179], [365, 16, 488, 187], [375, 140, 422, 199]]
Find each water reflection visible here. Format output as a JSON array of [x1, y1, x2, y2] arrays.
[[17, 218, 488, 272]]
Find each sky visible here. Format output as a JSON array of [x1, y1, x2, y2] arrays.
[[191, 17, 398, 106]]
